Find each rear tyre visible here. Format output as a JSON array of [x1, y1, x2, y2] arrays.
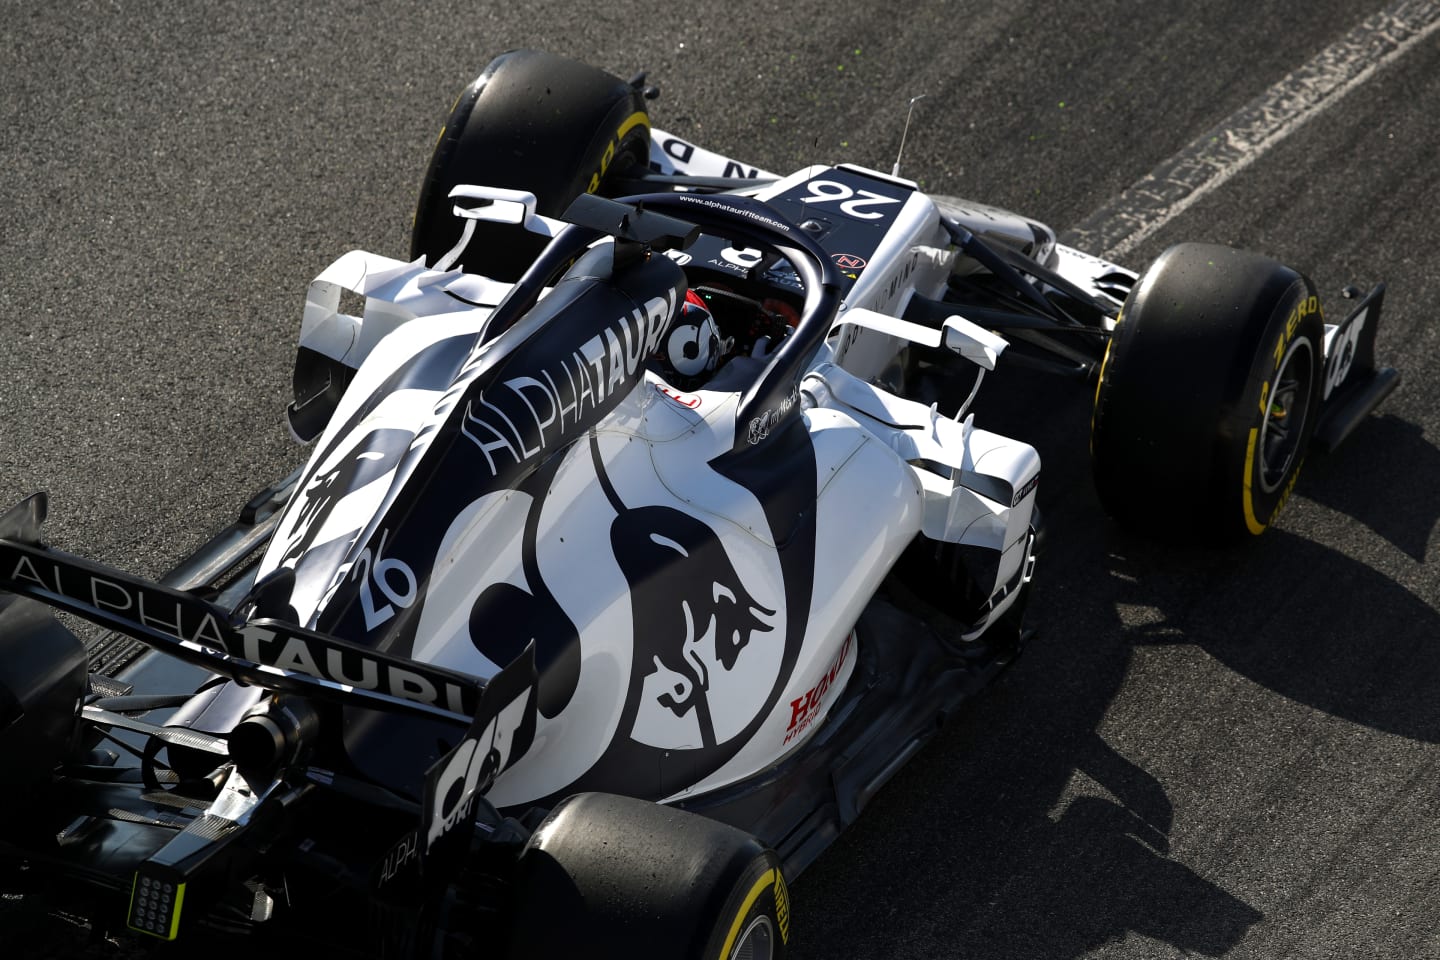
[[410, 49, 651, 281], [1091, 242, 1324, 542], [505, 793, 790, 960]]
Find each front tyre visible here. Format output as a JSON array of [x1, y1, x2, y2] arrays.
[[1091, 242, 1324, 542], [504, 793, 790, 960], [410, 49, 651, 281]]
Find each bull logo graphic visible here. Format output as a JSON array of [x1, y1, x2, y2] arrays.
[[586, 433, 786, 754], [279, 427, 412, 568], [610, 507, 779, 750], [276, 428, 414, 624], [445, 428, 814, 805]]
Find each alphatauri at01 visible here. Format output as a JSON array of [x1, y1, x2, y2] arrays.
[[0, 49, 1396, 959]]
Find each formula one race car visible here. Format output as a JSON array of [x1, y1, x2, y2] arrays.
[[0, 50, 1397, 959]]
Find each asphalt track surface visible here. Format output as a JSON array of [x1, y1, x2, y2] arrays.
[[3, 2, 1439, 958]]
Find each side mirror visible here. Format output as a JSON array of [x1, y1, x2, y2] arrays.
[[942, 315, 1008, 371]]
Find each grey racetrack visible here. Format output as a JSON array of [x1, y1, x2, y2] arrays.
[[3, 2, 1439, 957]]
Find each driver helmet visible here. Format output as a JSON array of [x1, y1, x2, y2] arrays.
[[662, 290, 733, 389]]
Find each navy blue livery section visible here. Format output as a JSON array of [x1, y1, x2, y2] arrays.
[[0, 495, 492, 726], [675, 165, 913, 300], [287, 241, 690, 652]]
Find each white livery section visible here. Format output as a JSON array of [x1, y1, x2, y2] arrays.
[[263, 155, 1061, 807]]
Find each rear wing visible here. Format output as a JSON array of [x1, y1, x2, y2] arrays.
[[0, 493, 482, 725]]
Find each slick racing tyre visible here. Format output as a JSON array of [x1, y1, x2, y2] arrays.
[[504, 793, 790, 960], [410, 49, 652, 282], [1091, 242, 1324, 542]]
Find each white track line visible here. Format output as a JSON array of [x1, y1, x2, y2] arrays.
[[943, 0, 1440, 262]]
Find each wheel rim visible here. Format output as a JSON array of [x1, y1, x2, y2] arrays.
[[1257, 336, 1316, 494], [729, 915, 775, 960]]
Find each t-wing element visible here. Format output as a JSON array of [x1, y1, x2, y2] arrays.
[[432, 185, 567, 271], [562, 193, 701, 254], [840, 306, 1007, 371]]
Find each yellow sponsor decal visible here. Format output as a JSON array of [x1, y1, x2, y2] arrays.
[[775, 869, 791, 944], [1275, 295, 1322, 369], [586, 111, 651, 194], [1283, 295, 1321, 342]]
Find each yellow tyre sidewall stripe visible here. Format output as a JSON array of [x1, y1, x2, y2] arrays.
[[719, 867, 777, 960]]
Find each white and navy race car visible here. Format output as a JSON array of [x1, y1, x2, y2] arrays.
[[0, 49, 1397, 959]]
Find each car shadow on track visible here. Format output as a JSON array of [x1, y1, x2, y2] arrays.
[[1115, 527, 1440, 746], [1300, 413, 1440, 562], [1096, 407, 1440, 746], [792, 380, 1435, 958], [791, 389, 1262, 958], [790, 543, 1266, 958]]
